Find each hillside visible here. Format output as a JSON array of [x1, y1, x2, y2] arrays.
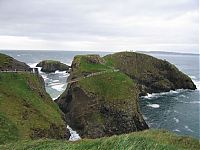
[[56, 54, 148, 138], [1, 130, 200, 150], [0, 72, 69, 144], [104, 52, 196, 95], [0, 53, 30, 71]]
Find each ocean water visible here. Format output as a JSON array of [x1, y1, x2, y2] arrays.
[[139, 53, 200, 139], [0, 50, 199, 139]]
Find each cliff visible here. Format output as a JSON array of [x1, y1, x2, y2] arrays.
[[0, 53, 30, 71], [56, 55, 148, 138], [0, 72, 70, 144], [104, 52, 196, 95], [36, 60, 70, 73]]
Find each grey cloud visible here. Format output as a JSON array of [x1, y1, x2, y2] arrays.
[[0, 0, 198, 52]]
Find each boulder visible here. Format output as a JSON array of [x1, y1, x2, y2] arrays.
[[36, 60, 70, 73]]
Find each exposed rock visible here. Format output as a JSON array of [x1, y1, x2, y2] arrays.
[[36, 60, 70, 73], [56, 54, 148, 139], [0, 53, 30, 71], [104, 52, 196, 95], [0, 72, 70, 143]]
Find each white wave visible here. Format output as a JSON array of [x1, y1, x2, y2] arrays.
[[52, 80, 59, 83], [52, 96, 60, 100], [193, 80, 200, 91], [143, 115, 147, 120], [147, 104, 160, 108], [28, 63, 37, 68], [189, 75, 197, 80], [62, 74, 69, 77], [17, 54, 21, 57], [184, 126, 194, 132], [179, 95, 186, 98], [48, 82, 63, 86], [67, 125, 81, 141], [173, 129, 180, 132], [141, 89, 188, 99], [51, 83, 66, 91], [41, 74, 48, 81], [173, 117, 179, 123], [180, 101, 200, 104], [55, 70, 67, 74]]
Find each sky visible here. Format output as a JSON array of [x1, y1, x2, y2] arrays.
[[0, 0, 199, 53]]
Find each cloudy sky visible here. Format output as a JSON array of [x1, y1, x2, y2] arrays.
[[0, 0, 199, 53]]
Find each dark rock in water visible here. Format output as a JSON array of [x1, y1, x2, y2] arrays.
[[0, 53, 30, 71], [104, 52, 196, 95], [36, 60, 70, 73], [56, 54, 148, 139]]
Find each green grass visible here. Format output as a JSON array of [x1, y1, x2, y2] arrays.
[[0, 72, 66, 144], [79, 72, 138, 102], [104, 52, 163, 78], [78, 71, 140, 113], [0, 53, 13, 68], [72, 55, 113, 77], [1, 130, 199, 150]]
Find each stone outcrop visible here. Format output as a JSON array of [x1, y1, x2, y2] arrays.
[[56, 54, 148, 139], [0, 53, 30, 71], [36, 60, 70, 73], [104, 52, 196, 96]]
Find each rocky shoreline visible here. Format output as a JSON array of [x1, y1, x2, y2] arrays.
[[55, 52, 196, 139], [0, 52, 198, 149]]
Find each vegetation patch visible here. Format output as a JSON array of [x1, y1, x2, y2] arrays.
[[0, 72, 67, 143], [1, 130, 199, 150]]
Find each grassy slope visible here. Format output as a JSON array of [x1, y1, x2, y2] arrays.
[[0, 53, 13, 68], [71, 55, 140, 112], [0, 73, 66, 144], [79, 72, 139, 111], [104, 52, 164, 78], [1, 130, 199, 150], [71, 55, 113, 77]]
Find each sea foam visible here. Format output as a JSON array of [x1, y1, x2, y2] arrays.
[[67, 125, 81, 141], [51, 83, 66, 91], [147, 104, 160, 108]]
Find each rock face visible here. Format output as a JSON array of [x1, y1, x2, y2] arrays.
[[56, 55, 148, 139], [104, 52, 196, 96], [0, 71, 70, 143], [0, 53, 30, 71], [36, 60, 70, 73]]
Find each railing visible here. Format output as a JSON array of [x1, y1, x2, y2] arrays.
[[0, 68, 39, 75]]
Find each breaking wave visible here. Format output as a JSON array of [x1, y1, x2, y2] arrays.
[[147, 104, 160, 108]]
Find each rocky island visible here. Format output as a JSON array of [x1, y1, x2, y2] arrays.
[[55, 52, 196, 139], [36, 60, 70, 73], [56, 54, 149, 138], [104, 52, 196, 95]]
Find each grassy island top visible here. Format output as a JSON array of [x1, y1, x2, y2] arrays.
[[71, 54, 114, 77]]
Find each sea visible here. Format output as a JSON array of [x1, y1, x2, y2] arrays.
[[0, 50, 199, 139]]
